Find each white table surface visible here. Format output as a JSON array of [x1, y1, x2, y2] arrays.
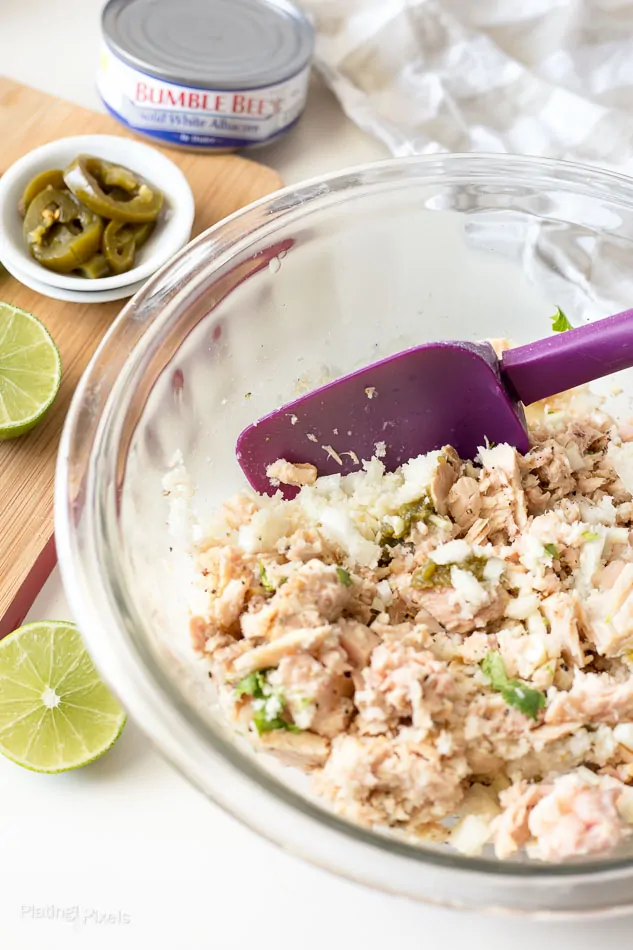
[[3, 1, 633, 946]]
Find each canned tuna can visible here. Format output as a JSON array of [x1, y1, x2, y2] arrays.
[[99, 0, 314, 152]]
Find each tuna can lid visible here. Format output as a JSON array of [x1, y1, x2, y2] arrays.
[[102, 0, 314, 90]]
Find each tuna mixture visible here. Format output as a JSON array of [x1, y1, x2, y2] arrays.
[[187, 391, 633, 863]]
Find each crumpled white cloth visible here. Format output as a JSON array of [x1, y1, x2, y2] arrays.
[[299, 0, 633, 169]]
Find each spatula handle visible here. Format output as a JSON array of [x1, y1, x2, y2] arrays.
[[500, 308, 633, 406]]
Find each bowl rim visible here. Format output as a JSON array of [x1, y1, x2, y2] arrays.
[[0, 133, 194, 291], [55, 152, 633, 908], [0, 254, 145, 304]]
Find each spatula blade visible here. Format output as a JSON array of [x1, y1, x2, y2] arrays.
[[236, 341, 529, 495]]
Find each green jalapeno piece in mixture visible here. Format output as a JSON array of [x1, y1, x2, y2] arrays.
[[18, 170, 66, 217], [23, 187, 104, 273], [64, 155, 163, 223]]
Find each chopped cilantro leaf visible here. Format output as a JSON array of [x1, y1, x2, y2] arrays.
[[252, 712, 300, 735], [336, 566, 352, 586], [550, 307, 573, 332], [502, 683, 545, 720], [258, 561, 276, 592], [582, 531, 600, 542], [234, 668, 301, 734], [234, 670, 268, 699], [543, 543, 558, 558], [481, 651, 546, 720]]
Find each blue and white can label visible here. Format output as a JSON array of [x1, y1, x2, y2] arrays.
[[98, 44, 310, 150]]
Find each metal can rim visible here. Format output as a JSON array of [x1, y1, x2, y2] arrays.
[[101, 0, 315, 92]]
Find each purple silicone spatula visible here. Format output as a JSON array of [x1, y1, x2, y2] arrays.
[[237, 308, 633, 495]]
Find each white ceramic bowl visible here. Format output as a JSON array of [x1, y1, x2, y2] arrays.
[[0, 257, 146, 304], [0, 134, 194, 294]]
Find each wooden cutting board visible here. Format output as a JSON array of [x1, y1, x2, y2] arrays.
[[0, 77, 283, 637]]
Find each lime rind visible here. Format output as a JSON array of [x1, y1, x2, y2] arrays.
[[0, 621, 126, 772], [0, 302, 62, 439]]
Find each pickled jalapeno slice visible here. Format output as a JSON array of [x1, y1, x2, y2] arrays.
[[74, 253, 110, 279], [23, 187, 104, 273], [101, 219, 156, 275], [102, 220, 136, 275], [131, 221, 155, 249], [63, 156, 163, 223], [18, 170, 65, 217]]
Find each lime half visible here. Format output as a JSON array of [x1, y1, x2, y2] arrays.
[[0, 621, 126, 772], [0, 302, 61, 439]]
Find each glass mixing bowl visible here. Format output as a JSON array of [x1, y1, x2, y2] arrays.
[[56, 154, 633, 916]]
